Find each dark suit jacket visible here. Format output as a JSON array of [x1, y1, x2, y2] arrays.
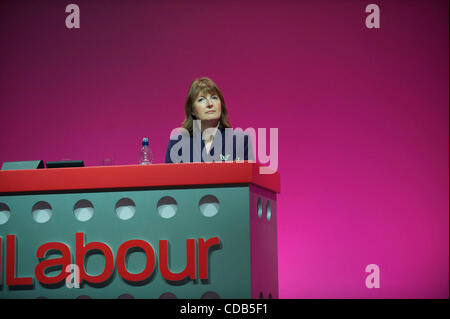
[[165, 124, 254, 163]]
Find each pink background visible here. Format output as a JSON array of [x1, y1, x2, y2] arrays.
[[0, 0, 448, 298]]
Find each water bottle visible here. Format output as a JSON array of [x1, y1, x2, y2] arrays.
[[139, 137, 153, 165]]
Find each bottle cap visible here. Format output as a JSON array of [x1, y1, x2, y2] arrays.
[[142, 137, 149, 146]]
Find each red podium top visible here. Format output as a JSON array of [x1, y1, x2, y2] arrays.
[[0, 162, 280, 194]]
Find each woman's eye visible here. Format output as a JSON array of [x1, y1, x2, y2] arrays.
[[212, 96, 218, 100]]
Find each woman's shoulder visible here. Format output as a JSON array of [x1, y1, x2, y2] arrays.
[[168, 127, 192, 141]]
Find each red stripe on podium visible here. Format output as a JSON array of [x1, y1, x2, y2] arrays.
[[0, 162, 280, 194]]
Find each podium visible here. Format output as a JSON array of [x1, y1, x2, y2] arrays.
[[0, 162, 280, 299]]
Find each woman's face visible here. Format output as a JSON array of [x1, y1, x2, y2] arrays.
[[191, 91, 222, 122]]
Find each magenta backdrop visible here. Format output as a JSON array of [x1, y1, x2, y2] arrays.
[[0, 0, 448, 298]]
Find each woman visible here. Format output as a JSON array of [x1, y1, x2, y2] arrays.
[[165, 77, 254, 163]]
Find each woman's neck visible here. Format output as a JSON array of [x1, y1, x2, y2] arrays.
[[193, 119, 219, 133]]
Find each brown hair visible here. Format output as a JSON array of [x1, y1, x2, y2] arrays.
[[182, 77, 232, 135]]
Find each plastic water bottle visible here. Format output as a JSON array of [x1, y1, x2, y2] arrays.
[[139, 137, 153, 165]]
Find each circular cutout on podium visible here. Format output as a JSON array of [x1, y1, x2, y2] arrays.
[[257, 197, 262, 218], [32, 201, 52, 223], [199, 195, 220, 217], [0, 203, 11, 225], [115, 198, 136, 220], [74, 199, 94, 222], [266, 200, 271, 221], [157, 196, 178, 219]]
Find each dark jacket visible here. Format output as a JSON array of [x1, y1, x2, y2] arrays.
[[165, 124, 254, 163]]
